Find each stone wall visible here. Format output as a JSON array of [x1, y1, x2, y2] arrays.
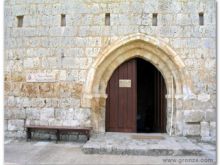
[[4, 0, 216, 142]]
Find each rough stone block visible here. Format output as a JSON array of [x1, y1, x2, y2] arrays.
[[74, 108, 91, 122], [198, 93, 210, 102], [66, 70, 78, 81], [183, 124, 200, 136], [61, 57, 77, 69], [200, 121, 210, 138], [42, 98, 52, 107], [23, 15, 37, 27], [210, 122, 216, 141], [59, 70, 67, 81], [171, 38, 187, 49], [26, 119, 40, 126], [85, 48, 100, 57], [205, 59, 216, 70], [158, 14, 174, 26], [205, 109, 216, 122], [5, 109, 26, 119], [42, 57, 57, 68], [59, 98, 80, 108], [49, 27, 64, 36], [39, 120, 49, 126], [7, 96, 16, 107], [92, 14, 104, 25], [11, 73, 25, 82], [176, 14, 192, 26], [41, 15, 60, 26], [11, 82, 22, 97], [26, 108, 40, 120], [5, 130, 26, 139], [85, 37, 101, 47], [31, 98, 45, 108], [78, 70, 87, 82], [39, 83, 55, 97], [22, 97, 31, 108], [80, 15, 93, 26], [40, 108, 54, 120], [55, 108, 74, 120], [4, 120, 8, 131], [183, 110, 204, 122], [51, 99, 59, 108], [59, 98, 72, 108], [15, 97, 23, 107], [62, 57, 88, 69], [8, 60, 23, 72], [63, 120, 80, 127], [119, 14, 131, 25], [83, 119, 91, 127], [175, 111, 183, 135], [62, 27, 78, 36], [8, 120, 24, 131], [66, 48, 84, 57], [48, 119, 63, 126], [78, 26, 91, 37], [23, 58, 40, 68]]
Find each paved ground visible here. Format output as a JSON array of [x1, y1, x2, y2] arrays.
[[4, 137, 216, 165], [83, 133, 206, 156]]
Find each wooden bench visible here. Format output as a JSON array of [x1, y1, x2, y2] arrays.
[[25, 125, 92, 142]]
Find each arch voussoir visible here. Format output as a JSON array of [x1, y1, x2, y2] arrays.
[[81, 33, 192, 133]]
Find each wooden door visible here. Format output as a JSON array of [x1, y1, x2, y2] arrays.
[[106, 59, 137, 132]]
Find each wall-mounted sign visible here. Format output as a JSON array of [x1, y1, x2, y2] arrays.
[[119, 79, 131, 88], [26, 73, 56, 82]]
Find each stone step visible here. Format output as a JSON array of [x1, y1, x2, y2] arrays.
[[82, 133, 204, 156], [82, 147, 204, 156]]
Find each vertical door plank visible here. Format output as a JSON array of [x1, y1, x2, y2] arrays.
[[127, 60, 136, 131], [118, 63, 126, 128], [106, 59, 137, 132], [106, 85, 109, 130]]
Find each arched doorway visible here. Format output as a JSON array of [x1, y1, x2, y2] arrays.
[[81, 33, 192, 134], [105, 58, 167, 133]]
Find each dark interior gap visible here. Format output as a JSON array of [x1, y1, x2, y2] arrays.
[[136, 58, 166, 133]]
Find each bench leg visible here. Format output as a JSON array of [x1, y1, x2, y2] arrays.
[[26, 128, 31, 141], [56, 130, 60, 143], [75, 132, 79, 140], [85, 131, 90, 141]]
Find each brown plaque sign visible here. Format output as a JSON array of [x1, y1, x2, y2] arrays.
[[119, 79, 131, 88]]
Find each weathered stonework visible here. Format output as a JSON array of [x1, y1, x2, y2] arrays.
[[201, 121, 210, 141], [4, 0, 216, 142], [183, 124, 201, 136], [183, 110, 204, 123], [8, 120, 24, 131]]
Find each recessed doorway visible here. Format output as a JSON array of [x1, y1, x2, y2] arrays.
[[105, 58, 166, 133]]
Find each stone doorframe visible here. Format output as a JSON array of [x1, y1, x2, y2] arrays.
[[81, 33, 193, 135]]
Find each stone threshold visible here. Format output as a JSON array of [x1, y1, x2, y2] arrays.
[[82, 132, 204, 156]]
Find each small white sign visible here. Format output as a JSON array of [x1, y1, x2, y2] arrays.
[[26, 73, 56, 82], [119, 79, 131, 88]]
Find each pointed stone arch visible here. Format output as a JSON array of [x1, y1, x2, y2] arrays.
[[81, 33, 192, 133]]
